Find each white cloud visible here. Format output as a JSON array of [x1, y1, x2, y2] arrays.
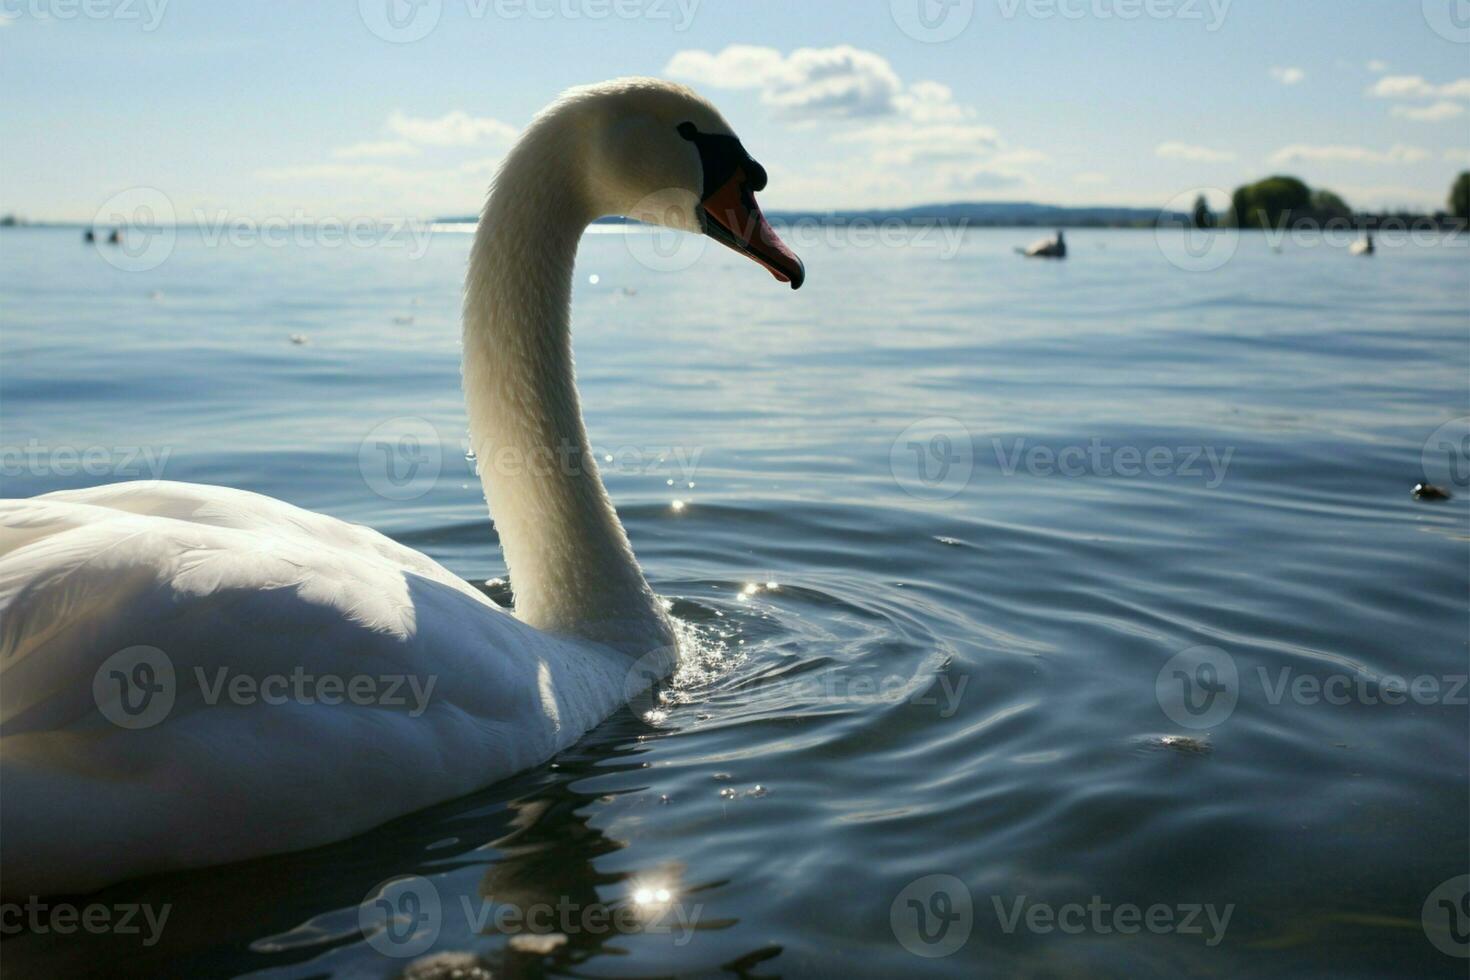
[[668, 44, 906, 120], [1270, 67, 1305, 85], [1155, 141, 1236, 162], [385, 110, 517, 147], [1074, 172, 1109, 185], [665, 43, 1042, 202], [1268, 143, 1431, 165], [664, 44, 785, 90], [333, 140, 421, 160], [664, 44, 976, 125], [893, 81, 973, 124], [1446, 149, 1470, 164], [1367, 60, 1388, 73], [1391, 101, 1465, 123], [1368, 75, 1470, 100]]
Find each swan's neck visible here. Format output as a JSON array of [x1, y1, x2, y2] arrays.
[[463, 131, 672, 654]]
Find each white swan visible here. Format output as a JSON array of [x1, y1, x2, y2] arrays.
[[1020, 229, 1066, 258], [0, 78, 804, 896], [1350, 233, 1374, 256]]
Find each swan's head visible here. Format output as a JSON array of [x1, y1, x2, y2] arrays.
[[567, 78, 805, 289]]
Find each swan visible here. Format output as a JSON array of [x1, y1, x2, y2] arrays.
[[0, 77, 804, 896], [1350, 233, 1374, 255], [1019, 229, 1065, 258]]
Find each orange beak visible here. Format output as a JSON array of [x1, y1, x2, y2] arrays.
[[700, 168, 805, 289]]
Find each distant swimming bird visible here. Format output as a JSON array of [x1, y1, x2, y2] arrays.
[[1350, 233, 1374, 256], [1019, 229, 1066, 258], [83, 229, 95, 243], [0, 77, 804, 896], [1412, 481, 1450, 501], [107, 229, 122, 245]]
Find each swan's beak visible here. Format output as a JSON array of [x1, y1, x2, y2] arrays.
[[700, 170, 805, 290]]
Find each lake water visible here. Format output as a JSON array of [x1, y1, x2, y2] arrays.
[[2, 224, 1467, 978]]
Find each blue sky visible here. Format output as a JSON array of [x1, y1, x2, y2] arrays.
[[3, 0, 1467, 221]]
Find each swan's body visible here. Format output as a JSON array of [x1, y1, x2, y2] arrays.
[[1020, 230, 1066, 258], [0, 78, 801, 896], [1350, 234, 1374, 256]]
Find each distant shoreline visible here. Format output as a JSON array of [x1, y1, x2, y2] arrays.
[[4, 207, 1464, 233]]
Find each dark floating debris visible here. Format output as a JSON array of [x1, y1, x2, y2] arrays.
[[1412, 482, 1452, 501], [1143, 734, 1212, 755]]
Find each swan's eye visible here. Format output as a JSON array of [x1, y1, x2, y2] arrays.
[[676, 122, 767, 198]]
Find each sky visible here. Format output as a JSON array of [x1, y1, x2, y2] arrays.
[[2, 0, 1468, 222]]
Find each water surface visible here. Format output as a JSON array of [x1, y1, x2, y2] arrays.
[[1, 225, 1467, 977]]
